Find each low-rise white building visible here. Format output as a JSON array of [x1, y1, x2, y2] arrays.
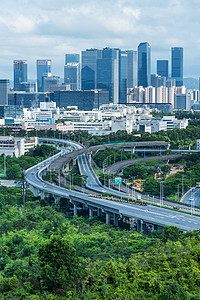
[[0, 136, 38, 157]]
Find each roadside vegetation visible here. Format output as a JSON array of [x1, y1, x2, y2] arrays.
[[0, 188, 199, 299]]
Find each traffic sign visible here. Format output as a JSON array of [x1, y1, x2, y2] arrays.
[[115, 177, 122, 185]]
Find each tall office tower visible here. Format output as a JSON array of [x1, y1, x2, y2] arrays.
[[120, 50, 128, 103], [151, 74, 166, 88], [65, 54, 80, 65], [97, 47, 120, 103], [36, 59, 52, 92], [171, 47, 183, 87], [0, 79, 9, 105], [126, 50, 137, 88], [42, 75, 60, 93], [13, 60, 27, 90], [137, 42, 151, 87], [81, 49, 102, 90], [64, 63, 80, 90], [157, 60, 168, 78]]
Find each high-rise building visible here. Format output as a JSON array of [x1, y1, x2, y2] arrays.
[[151, 74, 166, 88], [126, 50, 137, 88], [120, 50, 128, 103], [166, 79, 176, 88], [157, 60, 168, 78], [65, 54, 80, 65], [64, 63, 80, 90], [42, 75, 60, 93], [145, 86, 155, 103], [157, 86, 168, 103], [97, 47, 120, 103], [0, 79, 9, 105], [171, 47, 183, 87], [81, 49, 102, 90], [175, 93, 191, 110], [36, 59, 52, 92], [137, 42, 151, 87], [13, 60, 27, 90]]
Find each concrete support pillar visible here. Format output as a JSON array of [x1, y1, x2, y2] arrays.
[[41, 191, 44, 200], [73, 159, 76, 166], [32, 187, 39, 197], [74, 203, 77, 216], [113, 213, 119, 226], [89, 208, 93, 218], [54, 195, 61, 204], [151, 224, 155, 231], [137, 219, 143, 233], [106, 213, 110, 225], [97, 208, 101, 217], [142, 222, 147, 234]]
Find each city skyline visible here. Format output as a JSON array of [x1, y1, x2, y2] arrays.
[[0, 0, 199, 80]]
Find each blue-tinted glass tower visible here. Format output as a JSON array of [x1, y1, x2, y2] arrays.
[[64, 63, 80, 90], [97, 47, 120, 103], [120, 50, 127, 103], [171, 47, 183, 87], [65, 54, 80, 64], [157, 60, 168, 78], [81, 49, 102, 90], [137, 42, 151, 87], [36, 59, 52, 92], [126, 50, 137, 88], [13, 60, 27, 91]]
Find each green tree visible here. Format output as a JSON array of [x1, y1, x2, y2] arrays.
[[39, 236, 83, 291], [162, 226, 180, 243], [161, 282, 190, 300]]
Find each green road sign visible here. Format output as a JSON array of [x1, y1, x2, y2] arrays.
[[115, 177, 122, 185]]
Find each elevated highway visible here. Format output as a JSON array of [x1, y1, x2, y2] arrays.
[[25, 138, 200, 232], [105, 154, 183, 174]]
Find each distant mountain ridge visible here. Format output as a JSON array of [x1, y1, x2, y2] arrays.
[[183, 77, 199, 89]]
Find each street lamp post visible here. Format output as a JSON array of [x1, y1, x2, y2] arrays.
[[160, 181, 164, 207]]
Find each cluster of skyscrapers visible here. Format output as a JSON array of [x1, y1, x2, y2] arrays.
[[0, 42, 187, 110]]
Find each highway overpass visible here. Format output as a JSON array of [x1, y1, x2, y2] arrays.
[[25, 138, 200, 232]]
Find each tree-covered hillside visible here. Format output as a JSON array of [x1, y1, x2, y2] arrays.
[[0, 188, 199, 299]]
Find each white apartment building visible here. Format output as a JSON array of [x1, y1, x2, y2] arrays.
[[0, 136, 38, 157], [145, 86, 156, 103], [157, 86, 168, 103]]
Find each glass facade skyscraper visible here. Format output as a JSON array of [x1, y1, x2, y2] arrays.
[[120, 50, 127, 103], [0, 79, 9, 105], [171, 47, 183, 87], [137, 42, 151, 87], [81, 47, 137, 103], [157, 60, 168, 78], [97, 47, 120, 103], [65, 54, 80, 65], [64, 63, 80, 90], [36, 59, 52, 92], [126, 50, 137, 88], [13, 60, 27, 90], [81, 49, 102, 90]]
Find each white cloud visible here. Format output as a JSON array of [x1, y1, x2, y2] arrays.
[[0, 0, 199, 78]]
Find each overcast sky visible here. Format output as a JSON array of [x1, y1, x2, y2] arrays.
[[1, 0, 200, 80]]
